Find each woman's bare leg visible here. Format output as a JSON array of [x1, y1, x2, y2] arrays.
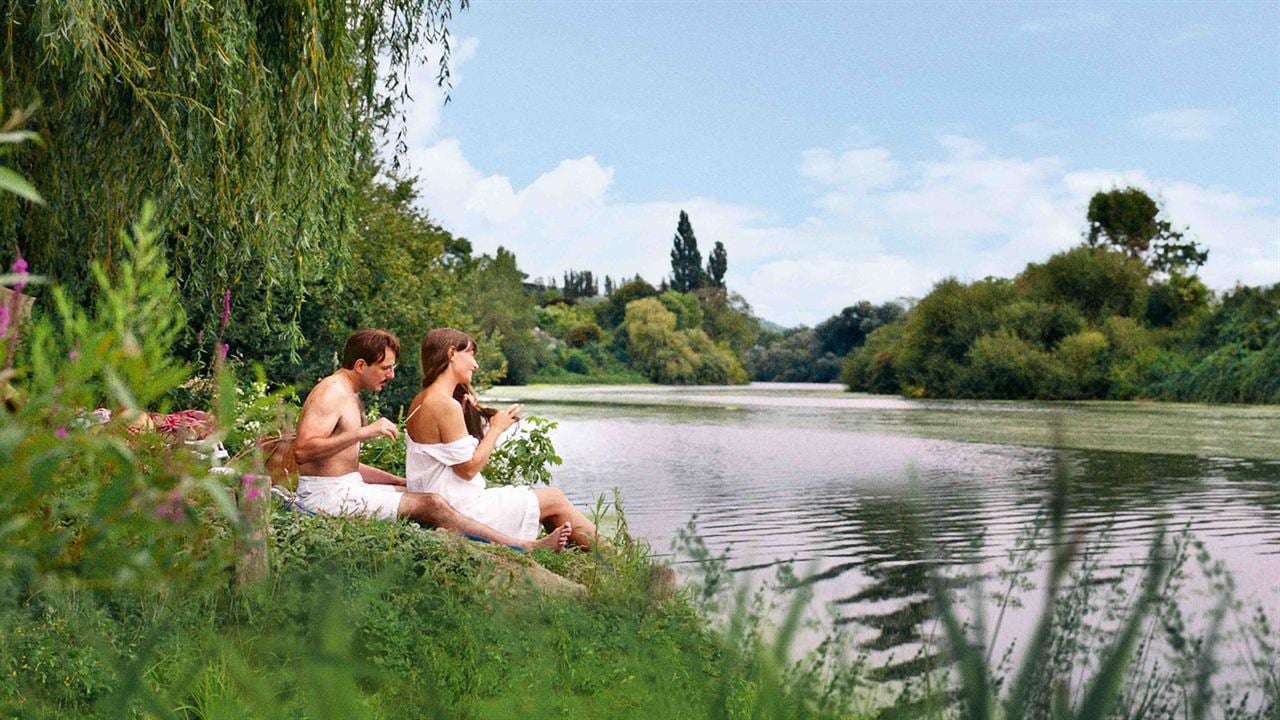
[[399, 492, 569, 551], [532, 487, 598, 549]]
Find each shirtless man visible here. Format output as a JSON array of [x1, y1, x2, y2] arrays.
[[293, 328, 570, 551]]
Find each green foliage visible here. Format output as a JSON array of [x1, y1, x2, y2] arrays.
[[1050, 329, 1111, 399], [658, 290, 705, 330], [893, 277, 1013, 396], [994, 300, 1084, 349], [624, 298, 746, 385], [2, 1, 468, 354], [597, 276, 658, 329], [835, 216, 1273, 402], [2, 205, 242, 598], [1147, 271, 1211, 327], [841, 322, 905, 394], [706, 240, 728, 288], [464, 247, 549, 385], [748, 328, 842, 383], [293, 173, 485, 409], [698, 288, 761, 356], [1086, 186, 1208, 272], [961, 330, 1052, 399], [669, 210, 705, 292], [0, 103, 44, 205], [814, 300, 906, 357], [484, 416, 562, 487], [1019, 246, 1150, 322]]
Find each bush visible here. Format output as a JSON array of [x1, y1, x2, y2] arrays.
[[658, 291, 704, 331], [565, 322, 604, 348], [896, 277, 1013, 396], [1018, 246, 1150, 321], [1050, 329, 1111, 399], [996, 300, 1084, 349], [564, 350, 591, 375], [960, 330, 1052, 398], [842, 323, 905, 394], [624, 299, 746, 385]]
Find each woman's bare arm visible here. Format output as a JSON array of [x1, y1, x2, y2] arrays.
[[435, 399, 520, 480]]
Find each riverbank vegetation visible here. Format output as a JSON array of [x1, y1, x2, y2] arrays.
[[2, 3, 1277, 718]]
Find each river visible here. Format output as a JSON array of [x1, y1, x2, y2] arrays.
[[489, 383, 1280, 688]]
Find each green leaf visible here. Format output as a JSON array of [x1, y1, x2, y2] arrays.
[[0, 129, 41, 144], [0, 166, 44, 204]]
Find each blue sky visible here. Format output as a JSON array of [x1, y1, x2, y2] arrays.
[[397, 1, 1280, 326]]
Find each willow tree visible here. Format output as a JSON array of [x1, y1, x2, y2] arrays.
[[1, 1, 466, 356]]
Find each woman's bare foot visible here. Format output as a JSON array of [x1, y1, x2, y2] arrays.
[[528, 522, 571, 552]]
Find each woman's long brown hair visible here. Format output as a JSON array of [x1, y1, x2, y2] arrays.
[[420, 328, 495, 440]]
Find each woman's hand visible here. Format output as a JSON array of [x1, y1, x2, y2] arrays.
[[489, 403, 524, 434]]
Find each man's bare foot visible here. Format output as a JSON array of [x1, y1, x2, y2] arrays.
[[528, 522, 571, 552]]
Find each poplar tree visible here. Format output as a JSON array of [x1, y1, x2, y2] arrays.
[[706, 241, 728, 288], [669, 210, 705, 292]]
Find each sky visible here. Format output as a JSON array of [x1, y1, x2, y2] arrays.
[[392, 0, 1280, 327]]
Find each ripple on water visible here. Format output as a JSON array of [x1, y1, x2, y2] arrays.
[[520, 388, 1280, 684]]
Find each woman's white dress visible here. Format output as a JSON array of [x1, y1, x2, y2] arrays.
[[405, 436, 541, 541]]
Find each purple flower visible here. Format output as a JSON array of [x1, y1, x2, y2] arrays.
[[241, 474, 265, 502], [68, 350, 80, 361], [54, 427, 68, 439], [155, 489, 186, 523], [10, 253, 27, 293], [217, 343, 229, 361], [220, 288, 231, 328]]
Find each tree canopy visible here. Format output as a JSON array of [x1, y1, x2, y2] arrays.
[[2, 0, 467, 356]]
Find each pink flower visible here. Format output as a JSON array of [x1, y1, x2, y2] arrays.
[[54, 427, 68, 439], [220, 288, 231, 328], [217, 343, 229, 361], [68, 350, 80, 361], [154, 489, 186, 523], [10, 253, 27, 293], [241, 474, 265, 502], [0, 305, 9, 337]]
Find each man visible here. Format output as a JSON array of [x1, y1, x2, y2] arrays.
[[293, 329, 569, 551]]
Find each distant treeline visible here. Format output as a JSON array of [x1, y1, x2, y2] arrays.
[[4, 4, 1272, 408], [832, 189, 1278, 403]]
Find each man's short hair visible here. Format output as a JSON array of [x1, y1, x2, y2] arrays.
[[342, 329, 401, 369]]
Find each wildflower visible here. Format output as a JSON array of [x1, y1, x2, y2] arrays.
[[241, 473, 265, 502], [68, 350, 80, 361], [221, 288, 231, 328], [10, 252, 28, 293], [54, 427, 68, 439], [155, 489, 186, 523], [0, 305, 8, 337], [217, 343, 229, 361]]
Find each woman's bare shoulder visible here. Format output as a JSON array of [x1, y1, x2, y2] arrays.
[[423, 392, 463, 417]]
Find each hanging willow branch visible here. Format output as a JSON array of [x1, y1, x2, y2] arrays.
[[0, 0, 467, 357]]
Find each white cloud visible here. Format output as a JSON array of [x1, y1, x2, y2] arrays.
[[1131, 108, 1231, 141], [392, 49, 1277, 327]]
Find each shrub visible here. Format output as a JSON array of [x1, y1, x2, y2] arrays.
[[842, 323, 905, 394], [995, 300, 1084, 349], [895, 277, 1013, 396], [1018, 246, 1150, 321], [961, 330, 1052, 399], [565, 322, 604, 348], [1050, 329, 1111, 399]]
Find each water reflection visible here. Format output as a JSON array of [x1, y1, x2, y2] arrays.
[[497, 385, 1280, 681]]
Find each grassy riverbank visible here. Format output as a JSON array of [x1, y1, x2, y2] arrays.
[[1, 505, 868, 719]]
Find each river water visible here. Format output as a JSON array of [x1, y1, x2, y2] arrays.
[[490, 383, 1280, 684]]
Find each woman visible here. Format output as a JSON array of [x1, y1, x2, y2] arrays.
[[405, 328, 597, 549]]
